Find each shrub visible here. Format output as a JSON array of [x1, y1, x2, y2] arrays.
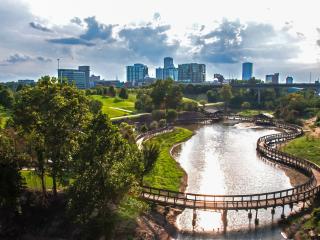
[[152, 110, 166, 121], [149, 121, 158, 130], [159, 119, 167, 128], [166, 109, 177, 122]]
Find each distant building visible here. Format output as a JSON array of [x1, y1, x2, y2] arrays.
[[164, 57, 174, 69], [265, 74, 273, 84], [242, 62, 253, 80], [272, 73, 279, 84], [178, 63, 206, 83], [58, 66, 90, 89], [156, 57, 178, 81], [18, 79, 35, 85], [265, 73, 279, 84], [286, 76, 293, 84], [90, 74, 101, 82], [126, 63, 148, 86]]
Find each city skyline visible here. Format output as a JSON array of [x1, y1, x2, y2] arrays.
[[1, 0, 320, 82]]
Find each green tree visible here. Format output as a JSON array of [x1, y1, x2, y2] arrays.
[[118, 88, 128, 99], [14, 76, 91, 197], [206, 90, 217, 103], [68, 113, 143, 237], [150, 80, 182, 109], [119, 122, 136, 144], [150, 121, 158, 130], [89, 99, 102, 114], [166, 109, 178, 122], [142, 142, 160, 175], [219, 85, 233, 113], [0, 132, 24, 214], [135, 93, 153, 112], [108, 86, 116, 97], [152, 110, 166, 121]]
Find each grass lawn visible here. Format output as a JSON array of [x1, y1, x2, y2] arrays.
[[21, 170, 68, 190], [143, 127, 193, 191], [90, 94, 136, 118], [0, 105, 11, 128], [281, 135, 320, 166], [237, 109, 274, 117]]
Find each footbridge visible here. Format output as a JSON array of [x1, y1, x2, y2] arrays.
[[140, 115, 320, 224]]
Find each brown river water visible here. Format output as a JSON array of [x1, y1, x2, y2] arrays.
[[173, 123, 306, 239]]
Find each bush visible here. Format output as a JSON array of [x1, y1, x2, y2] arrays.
[[159, 119, 167, 128], [241, 101, 251, 109], [118, 88, 128, 99], [182, 102, 198, 111], [140, 124, 148, 133], [166, 109, 177, 122], [152, 110, 166, 121], [149, 121, 158, 130], [315, 112, 320, 126]]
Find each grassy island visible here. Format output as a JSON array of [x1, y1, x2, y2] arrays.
[[143, 127, 193, 191]]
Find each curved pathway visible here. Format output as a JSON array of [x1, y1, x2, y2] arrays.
[[140, 115, 320, 213]]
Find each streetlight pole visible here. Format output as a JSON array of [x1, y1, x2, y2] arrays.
[[57, 58, 60, 83]]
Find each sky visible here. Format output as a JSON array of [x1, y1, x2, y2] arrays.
[[1, 0, 320, 83]]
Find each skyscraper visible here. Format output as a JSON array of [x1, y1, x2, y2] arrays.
[[58, 65, 90, 89], [156, 57, 178, 81], [126, 63, 148, 86], [242, 62, 253, 80], [178, 63, 206, 83], [286, 76, 293, 84], [164, 57, 174, 69]]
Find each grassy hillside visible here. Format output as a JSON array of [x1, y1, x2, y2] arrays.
[[143, 127, 193, 191], [90, 94, 136, 118]]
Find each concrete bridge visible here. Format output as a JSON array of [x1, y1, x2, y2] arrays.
[[140, 115, 320, 226]]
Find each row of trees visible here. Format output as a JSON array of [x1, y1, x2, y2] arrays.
[[86, 86, 129, 99], [0, 76, 158, 238]]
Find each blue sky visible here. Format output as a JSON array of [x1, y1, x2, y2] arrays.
[[1, 0, 320, 82]]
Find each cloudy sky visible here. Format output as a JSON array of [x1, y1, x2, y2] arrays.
[[1, 0, 320, 82]]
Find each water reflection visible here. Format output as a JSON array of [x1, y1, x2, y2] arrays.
[[176, 123, 305, 239]]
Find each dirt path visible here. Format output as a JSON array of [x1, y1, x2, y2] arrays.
[[303, 117, 320, 138]]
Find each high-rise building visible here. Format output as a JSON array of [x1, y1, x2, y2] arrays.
[[286, 76, 293, 84], [242, 62, 253, 80], [178, 63, 206, 83], [265, 74, 273, 84], [272, 73, 279, 84], [156, 57, 178, 81], [164, 57, 174, 69], [58, 69, 87, 89], [57, 65, 90, 89], [126, 63, 148, 86]]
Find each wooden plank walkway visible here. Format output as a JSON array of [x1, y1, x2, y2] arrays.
[[140, 115, 320, 211]]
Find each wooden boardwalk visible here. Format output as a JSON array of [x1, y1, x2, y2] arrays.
[[140, 115, 320, 212]]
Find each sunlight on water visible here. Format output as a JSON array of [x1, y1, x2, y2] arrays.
[[175, 123, 304, 239]]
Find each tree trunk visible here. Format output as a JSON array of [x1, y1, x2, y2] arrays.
[[37, 150, 46, 198], [52, 162, 57, 197]]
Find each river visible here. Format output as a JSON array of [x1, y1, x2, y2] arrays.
[[174, 123, 306, 239]]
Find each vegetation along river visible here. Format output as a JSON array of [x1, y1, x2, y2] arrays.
[[173, 123, 307, 239]]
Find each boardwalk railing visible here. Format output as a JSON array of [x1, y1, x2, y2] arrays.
[[140, 114, 320, 211]]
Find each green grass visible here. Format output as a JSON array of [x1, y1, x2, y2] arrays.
[[237, 109, 273, 117], [90, 94, 136, 118], [282, 135, 320, 166], [184, 93, 208, 102], [143, 127, 193, 191], [21, 170, 67, 190], [0, 105, 11, 128]]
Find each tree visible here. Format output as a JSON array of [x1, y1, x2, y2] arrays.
[[108, 86, 116, 97], [0, 132, 24, 214], [0, 87, 15, 109], [150, 80, 182, 109], [207, 90, 217, 103], [219, 85, 233, 113], [68, 113, 143, 237], [135, 93, 153, 112], [166, 109, 178, 122], [119, 122, 135, 144], [159, 119, 167, 128], [118, 88, 128, 99], [150, 121, 158, 130], [142, 142, 160, 175], [89, 99, 102, 114], [152, 110, 166, 121], [14, 76, 91, 197]]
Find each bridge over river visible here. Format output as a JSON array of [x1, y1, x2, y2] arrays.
[[139, 114, 320, 226]]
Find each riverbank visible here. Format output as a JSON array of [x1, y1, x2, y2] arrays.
[[280, 117, 320, 239]]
